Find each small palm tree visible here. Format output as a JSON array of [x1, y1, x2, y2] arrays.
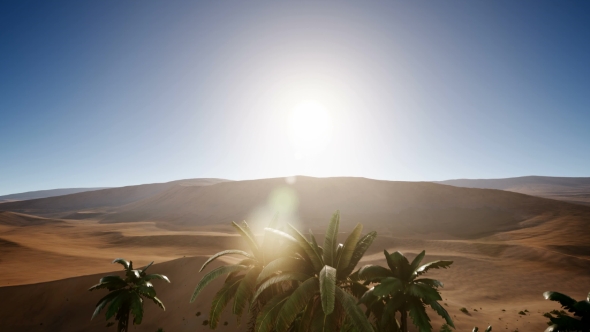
[[252, 211, 378, 331], [358, 250, 453, 332], [191, 219, 288, 329], [543, 291, 590, 332], [89, 258, 170, 332]]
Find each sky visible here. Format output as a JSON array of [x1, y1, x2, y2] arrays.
[[1, 1, 589, 195]]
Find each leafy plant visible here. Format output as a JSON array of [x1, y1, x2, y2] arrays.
[[358, 250, 454, 332], [89, 258, 170, 332], [543, 291, 590, 332], [253, 210, 378, 331], [460, 308, 469, 314], [190, 218, 290, 329]]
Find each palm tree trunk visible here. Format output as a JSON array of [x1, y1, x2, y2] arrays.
[[117, 310, 130, 332], [400, 310, 408, 332]]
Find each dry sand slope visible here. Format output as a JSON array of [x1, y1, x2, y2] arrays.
[[1, 177, 590, 331]]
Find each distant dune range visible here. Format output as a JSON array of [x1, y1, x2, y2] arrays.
[[1, 176, 590, 331], [0, 187, 110, 203], [438, 176, 590, 206]]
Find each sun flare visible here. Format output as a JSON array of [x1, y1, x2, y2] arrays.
[[288, 101, 333, 158]]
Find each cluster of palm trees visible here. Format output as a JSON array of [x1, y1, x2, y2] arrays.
[[192, 211, 454, 332], [88, 211, 589, 332]]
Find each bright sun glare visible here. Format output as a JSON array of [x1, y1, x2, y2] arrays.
[[288, 101, 333, 158]]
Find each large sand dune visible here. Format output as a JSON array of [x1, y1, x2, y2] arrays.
[[1, 177, 589, 331], [438, 176, 590, 206]]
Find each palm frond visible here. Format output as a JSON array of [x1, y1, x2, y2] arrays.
[[323, 211, 340, 267], [544, 291, 578, 313], [335, 286, 374, 331], [233, 266, 262, 322], [200, 250, 255, 272], [91, 289, 125, 319], [407, 283, 442, 302], [257, 257, 308, 284], [255, 292, 291, 332], [209, 276, 242, 328], [429, 300, 454, 328], [129, 292, 144, 325], [341, 231, 377, 278], [373, 277, 403, 297], [112, 258, 130, 270], [335, 223, 363, 277], [416, 260, 453, 276], [319, 265, 337, 315], [358, 265, 394, 282], [252, 272, 309, 303], [232, 221, 261, 258], [143, 274, 170, 283], [275, 277, 319, 332], [190, 264, 248, 302], [287, 223, 324, 271], [409, 250, 426, 275], [408, 298, 432, 332]]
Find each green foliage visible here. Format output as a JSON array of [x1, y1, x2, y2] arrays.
[[190, 219, 285, 329], [89, 258, 170, 332], [460, 307, 469, 314], [359, 250, 454, 332], [543, 291, 590, 332], [256, 211, 376, 331]]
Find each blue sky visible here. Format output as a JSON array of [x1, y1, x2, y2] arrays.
[[1, 0, 589, 195]]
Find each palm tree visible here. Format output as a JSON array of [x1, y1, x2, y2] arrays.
[[89, 258, 170, 332], [191, 219, 290, 329], [357, 250, 453, 332], [252, 211, 378, 331], [543, 291, 590, 331]]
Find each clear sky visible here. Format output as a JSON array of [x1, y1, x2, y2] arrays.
[[1, 1, 589, 195]]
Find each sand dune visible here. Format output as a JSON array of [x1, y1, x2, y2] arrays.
[[0, 178, 228, 218], [0, 187, 110, 203], [438, 176, 590, 206], [1, 177, 590, 331]]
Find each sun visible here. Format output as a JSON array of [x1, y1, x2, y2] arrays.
[[288, 100, 333, 158]]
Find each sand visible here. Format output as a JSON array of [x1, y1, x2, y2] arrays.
[[1, 176, 589, 331]]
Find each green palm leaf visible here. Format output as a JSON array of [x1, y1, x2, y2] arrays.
[[210, 276, 242, 328], [233, 266, 262, 322], [408, 298, 432, 332], [415, 278, 443, 288], [92, 289, 125, 319], [319, 265, 337, 315], [143, 274, 170, 283], [410, 250, 426, 275], [252, 272, 309, 303], [428, 300, 454, 327], [112, 258, 130, 270], [358, 265, 394, 281], [373, 277, 403, 297], [200, 250, 255, 272], [139, 261, 154, 273], [151, 296, 165, 310], [137, 283, 156, 298], [335, 223, 362, 278], [287, 223, 324, 271], [416, 260, 453, 276], [334, 286, 374, 331], [408, 283, 442, 302], [105, 291, 128, 320], [130, 292, 144, 324], [232, 221, 261, 258], [275, 277, 319, 332], [323, 211, 340, 267], [381, 294, 404, 329], [255, 292, 291, 332], [257, 257, 307, 284], [544, 291, 578, 313], [341, 231, 377, 278], [190, 264, 248, 302]]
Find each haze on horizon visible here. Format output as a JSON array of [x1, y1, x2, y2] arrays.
[[1, 0, 589, 196]]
